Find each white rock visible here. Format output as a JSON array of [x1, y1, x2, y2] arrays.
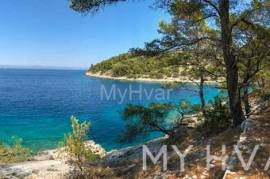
[[241, 118, 256, 133]]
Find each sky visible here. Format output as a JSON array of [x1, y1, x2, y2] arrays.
[[0, 0, 167, 69]]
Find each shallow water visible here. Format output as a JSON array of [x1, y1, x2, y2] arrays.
[[0, 69, 220, 152]]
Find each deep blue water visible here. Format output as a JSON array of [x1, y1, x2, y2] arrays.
[[0, 69, 220, 152]]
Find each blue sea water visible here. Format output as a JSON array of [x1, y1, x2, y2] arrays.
[[0, 69, 220, 152]]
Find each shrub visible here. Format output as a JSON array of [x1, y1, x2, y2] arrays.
[[160, 68, 171, 77], [149, 71, 164, 79], [155, 73, 164, 79], [112, 64, 130, 77], [127, 74, 138, 79], [64, 116, 97, 171], [261, 91, 270, 102], [73, 166, 116, 179], [172, 73, 180, 78], [196, 96, 231, 136], [0, 138, 31, 164], [120, 102, 189, 142]]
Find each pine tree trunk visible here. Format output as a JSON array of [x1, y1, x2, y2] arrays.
[[243, 84, 251, 116], [226, 65, 245, 126], [199, 73, 206, 116], [219, 0, 245, 127]]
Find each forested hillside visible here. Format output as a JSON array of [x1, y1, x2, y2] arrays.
[[88, 52, 188, 79]]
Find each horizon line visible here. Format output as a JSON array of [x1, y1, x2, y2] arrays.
[[0, 65, 88, 70]]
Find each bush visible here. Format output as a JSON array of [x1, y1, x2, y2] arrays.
[[89, 52, 186, 79], [0, 138, 31, 164], [196, 96, 231, 136], [120, 102, 189, 142], [127, 74, 138, 79], [261, 92, 270, 102], [64, 116, 97, 171], [149, 71, 164, 79], [73, 166, 116, 179], [112, 64, 130, 77]]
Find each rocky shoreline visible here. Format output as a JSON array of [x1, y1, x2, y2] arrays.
[[86, 71, 220, 84], [0, 137, 167, 179], [0, 140, 107, 179], [1, 102, 268, 178]]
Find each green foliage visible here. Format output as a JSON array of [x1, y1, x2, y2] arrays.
[[196, 97, 231, 136], [89, 52, 187, 79], [120, 102, 189, 142], [179, 100, 193, 114], [73, 0, 270, 129], [261, 91, 270, 102], [111, 63, 130, 77], [0, 137, 31, 164], [70, 0, 124, 13], [64, 116, 97, 171]]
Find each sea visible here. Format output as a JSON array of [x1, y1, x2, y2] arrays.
[[0, 69, 220, 152]]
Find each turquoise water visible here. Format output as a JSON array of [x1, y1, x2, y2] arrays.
[[0, 69, 220, 152]]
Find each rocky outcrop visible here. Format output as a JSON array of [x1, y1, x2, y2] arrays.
[[35, 140, 107, 162], [0, 140, 106, 179], [105, 136, 168, 166], [0, 137, 167, 179], [0, 160, 70, 179]]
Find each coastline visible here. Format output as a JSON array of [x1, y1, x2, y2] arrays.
[[86, 71, 220, 84], [0, 137, 167, 178], [1, 101, 268, 178]]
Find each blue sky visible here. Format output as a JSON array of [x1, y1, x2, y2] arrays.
[[0, 0, 167, 69]]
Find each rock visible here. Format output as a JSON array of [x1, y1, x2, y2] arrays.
[[36, 140, 107, 162], [240, 118, 256, 133], [117, 164, 136, 174], [30, 151, 54, 161], [85, 141, 107, 158], [0, 140, 106, 179], [106, 136, 168, 165]]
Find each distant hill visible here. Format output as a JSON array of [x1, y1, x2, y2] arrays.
[[88, 52, 187, 79]]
